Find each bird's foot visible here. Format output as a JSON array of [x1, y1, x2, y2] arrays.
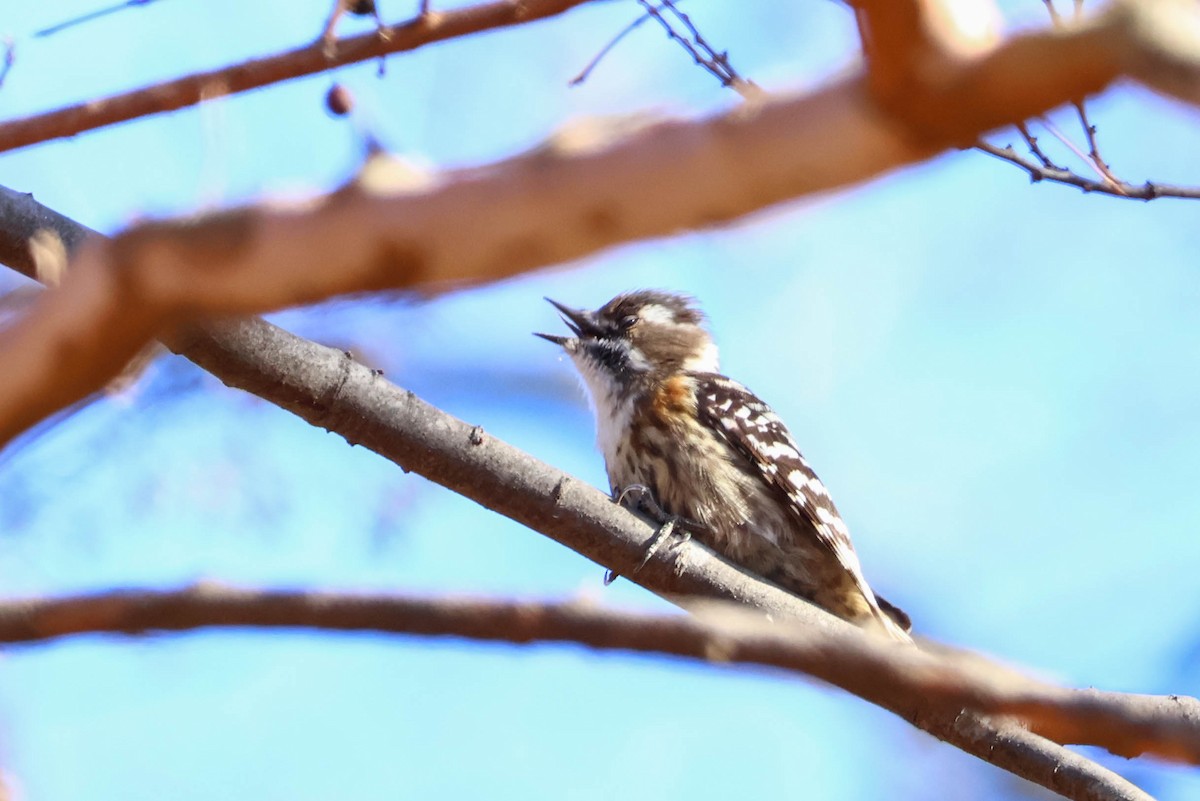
[[604, 485, 698, 585]]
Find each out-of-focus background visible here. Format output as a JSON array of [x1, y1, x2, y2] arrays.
[[1, 1, 1199, 798]]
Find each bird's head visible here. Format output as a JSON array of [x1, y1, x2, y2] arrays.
[[536, 290, 719, 401]]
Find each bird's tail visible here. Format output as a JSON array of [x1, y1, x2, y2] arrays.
[[869, 593, 913, 643]]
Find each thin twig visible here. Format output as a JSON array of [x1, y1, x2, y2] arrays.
[[0, 39, 13, 91], [975, 141, 1200, 199], [1071, 100, 1122, 187], [635, 0, 761, 100], [979, 0, 1182, 198], [1016, 121, 1062, 170], [1038, 1, 1121, 190], [569, 4, 661, 87], [34, 0, 160, 38], [1038, 115, 1123, 192]]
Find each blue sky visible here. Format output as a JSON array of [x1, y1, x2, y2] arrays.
[[1, 1, 1199, 799]]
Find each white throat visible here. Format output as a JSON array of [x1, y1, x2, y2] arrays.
[[569, 350, 637, 468]]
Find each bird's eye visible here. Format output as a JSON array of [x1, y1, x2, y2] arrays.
[[618, 314, 638, 331]]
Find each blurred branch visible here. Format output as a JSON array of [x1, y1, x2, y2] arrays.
[[851, 0, 1200, 143], [637, 0, 1199, 200], [7, 0, 1200, 446], [0, 0, 595, 154], [974, 0, 1200, 199], [1043, 0, 1065, 26], [0, 78, 925, 447], [5, 585, 1200, 767], [0, 188, 1165, 801]]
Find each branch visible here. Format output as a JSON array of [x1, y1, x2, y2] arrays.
[[1029, 1, 1122, 191], [1071, 100, 1122, 187], [0, 188, 1163, 801], [0, 39, 13, 91], [34, 0, 165, 38], [0, 0, 595, 154], [7, 0, 1200, 447], [1016, 120, 1065, 170], [975, 141, 1200, 199], [852, 0, 1200, 145], [860, 0, 1200, 198], [5, 586, 1200, 767], [0, 77, 930, 447], [634, 0, 762, 100], [569, 3, 661, 87]]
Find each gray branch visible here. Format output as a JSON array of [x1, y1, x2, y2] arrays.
[[0, 185, 1161, 801]]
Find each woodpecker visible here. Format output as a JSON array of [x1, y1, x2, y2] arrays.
[[536, 290, 911, 641]]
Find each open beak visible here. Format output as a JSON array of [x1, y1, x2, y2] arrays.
[[534, 297, 602, 346], [533, 331, 571, 346]]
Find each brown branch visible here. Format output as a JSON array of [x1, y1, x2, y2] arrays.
[[1072, 100, 1120, 186], [973, 0, 1186, 198], [4, 585, 1199, 767], [1041, 0, 1123, 190], [0, 0, 594, 154], [975, 141, 1200, 199], [7, 0, 1200, 448], [635, 0, 762, 100], [0, 188, 1164, 801], [1016, 121, 1064, 170], [1035, 115, 1123, 191], [854, 0, 1200, 145], [0, 78, 937, 448]]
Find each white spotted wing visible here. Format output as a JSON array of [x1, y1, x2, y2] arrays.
[[693, 374, 876, 594]]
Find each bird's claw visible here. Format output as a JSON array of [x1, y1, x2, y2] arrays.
[[634, 516, 691, 573], [605, 485, 697, 585]]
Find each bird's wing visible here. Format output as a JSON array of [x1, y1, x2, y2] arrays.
[[692, 373, 875, 596]]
